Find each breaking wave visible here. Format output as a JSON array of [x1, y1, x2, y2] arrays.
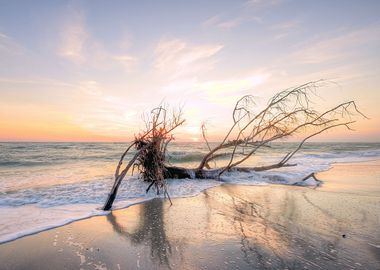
[[0, 142, 379, 243]]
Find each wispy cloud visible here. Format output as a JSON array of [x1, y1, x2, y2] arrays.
[[154, 38, 223, 78], [244, 0, 284, 9], [74, 80, 139, 136], [203, 15, 220, 27], [203, 15, 243, 30], [272, 20, 300, 31], [0, 77, 140, 138], [158, 71, 271, 140], [203, 14, 262, 30], [0, 77, 75, 88], [113, 55, 137, 70], [200, 74, 268, 95], [59, 10, 87, 63], [217, 18, 242, 29], [162, 71, 271, 106], [271, 20, 300, 40], [0, 32, 24, 55], [290, 25, 380, 64], [58, 9, 137, 71]]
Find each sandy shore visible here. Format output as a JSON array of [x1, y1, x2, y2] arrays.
[[1, 160, 379, 269]]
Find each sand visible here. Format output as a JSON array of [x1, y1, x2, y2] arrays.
[[0, 160, 379, 269]]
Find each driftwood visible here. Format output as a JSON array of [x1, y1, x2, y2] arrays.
[[103, 81, 366, 210], [103, 106, 184, 210]]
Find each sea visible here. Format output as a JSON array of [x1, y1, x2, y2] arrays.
[[1, 142, 380, 244]]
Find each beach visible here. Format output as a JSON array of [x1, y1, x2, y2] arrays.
[[0, 160, 379, 269], [1, 0, 380, 268]]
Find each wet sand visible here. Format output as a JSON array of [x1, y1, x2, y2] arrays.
[[0, 161, 379, 269]]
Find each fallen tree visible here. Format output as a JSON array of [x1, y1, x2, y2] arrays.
[[103, 80, 366, 210]]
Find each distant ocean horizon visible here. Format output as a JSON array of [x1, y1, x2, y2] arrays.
[[1, 141, 380, 244], [1, 140, 379, 143]]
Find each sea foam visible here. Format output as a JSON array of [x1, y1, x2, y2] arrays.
[[1, 142, 380, 243]]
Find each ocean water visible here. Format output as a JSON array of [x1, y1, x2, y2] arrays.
[[0, 142, 380, 243]]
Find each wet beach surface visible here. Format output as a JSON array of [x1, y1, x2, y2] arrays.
[[0, 161, 379, 269]]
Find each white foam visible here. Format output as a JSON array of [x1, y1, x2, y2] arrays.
[[1, 143, 380, 244], [0, 176, 223, 244], [0, 204, 106, 243]]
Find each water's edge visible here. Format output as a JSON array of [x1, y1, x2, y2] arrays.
[[1, 157, 380, 245], [1, 142, 380, 244]]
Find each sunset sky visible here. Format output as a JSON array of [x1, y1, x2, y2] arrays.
[[1, 0, 379, 142]]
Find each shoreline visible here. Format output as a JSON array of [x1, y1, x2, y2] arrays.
[[1, 158, 380, 245], [1, 160, 380, 269]]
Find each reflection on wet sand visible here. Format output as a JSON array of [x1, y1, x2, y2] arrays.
[[207, 185, 345, 269], [0, 161, 379, 269], [107, 199, 173, 268], [102, 183, 379, 269]]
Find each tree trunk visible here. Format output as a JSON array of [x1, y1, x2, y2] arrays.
[[103, 180, 123, 210]]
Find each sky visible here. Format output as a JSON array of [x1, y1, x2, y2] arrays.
[[0, 0, 379, 142]]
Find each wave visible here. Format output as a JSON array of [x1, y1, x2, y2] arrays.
[[0, 176, 220, 244], [1, 142, 380, 244], [0, 160, 53, 167], [167, 151, 206, 162]]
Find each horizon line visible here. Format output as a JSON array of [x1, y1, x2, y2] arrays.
[[1, 140, 379, 144]]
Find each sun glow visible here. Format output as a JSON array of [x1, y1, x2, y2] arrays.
[[0, 1, 379, 142]]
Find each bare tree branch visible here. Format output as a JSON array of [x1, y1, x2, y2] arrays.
[[103, 81, 366, 210]]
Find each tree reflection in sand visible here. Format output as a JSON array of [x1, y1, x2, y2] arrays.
[[107, 198, 173, 268], [103, 185, 379, 269], [0, 171, 379, 269], [212, 185, 376, 269]]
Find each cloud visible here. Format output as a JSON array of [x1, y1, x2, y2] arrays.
[[0, 77, 139, 138], [154, 38, 223, 78], [59, 10, 87, 63], [197, 73, 271, 105], [244, 0, 284, 9], [290, 25, 380, 64], [0, 32, 24, 55], [162, 71, 271, 106], [203, 13, 262, 30], [203, 15, 242, 30], [58, 10, 137, 71], [113, 55, 138, 70], [0, 77, 76, 89], [203, 15, 220, 27], [271, 20, 300, 40], [272, 20, 300, 31], [157, 71, 271, 140], [217, 18, 242, 29], [73, 80, 140, 136]]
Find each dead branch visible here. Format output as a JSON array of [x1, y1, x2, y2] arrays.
[[103, 105, 184, 210], [198, 80, 366, 176], [103, 81, 366, 210]]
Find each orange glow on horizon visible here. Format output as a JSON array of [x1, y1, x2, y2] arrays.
[[0, 100, 378, 142], [0, 1, 379, 143]]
